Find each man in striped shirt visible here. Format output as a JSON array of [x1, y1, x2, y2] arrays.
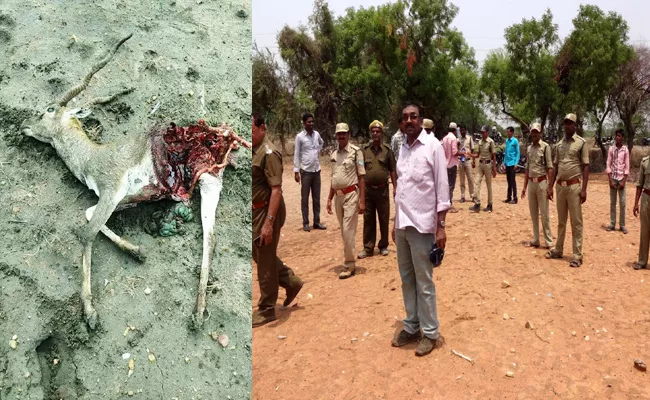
[[605, 129, 630, 234], [390, 104, 449, 357]]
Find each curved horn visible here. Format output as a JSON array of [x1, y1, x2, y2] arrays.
[[58, 33, 133, 106]]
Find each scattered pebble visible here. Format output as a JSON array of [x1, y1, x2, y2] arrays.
[[217, 335, 229, 348], [525, 321, 534, 329], [127, 358, 134, 377], [634, 359, 647, 372], [510, 348, 516, 353], [184, 357, 191, 363], [596, 307, 603, 312], [503, 313, 510, 320], [506, 371, 514, 378], [144, 287, 152, 295], [53, 359, 59, 365], [351, 338, 358, 342], [148, 353, 156, 363], [307, 293, 313, 299], [585, 336, 590, 342], [128, 390, 134, 396], [363, 332, 370, 337], [501, 280, 510, 289], [571, 331, 576, 336], [122, 353, 131, 360], [277, 335, 287, 340]]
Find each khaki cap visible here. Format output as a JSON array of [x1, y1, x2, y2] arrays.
[[530, 122, 542, 132], [422, 119, 434, 129], [449, 122, 457, 129], [335, 122, 349, 133], [563, 113, 577, 123], [368, 120, 384, 130]]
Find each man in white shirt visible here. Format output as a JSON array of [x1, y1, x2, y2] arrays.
[[293, 113, 327, 232], [391, 104, 450, 357]]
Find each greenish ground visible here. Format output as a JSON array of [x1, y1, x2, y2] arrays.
[[0, 1, 251, 399]]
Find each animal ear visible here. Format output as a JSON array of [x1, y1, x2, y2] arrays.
[[67, 108, 92, 119]]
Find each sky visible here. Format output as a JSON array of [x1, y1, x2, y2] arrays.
[[253, 0, 650, 65]]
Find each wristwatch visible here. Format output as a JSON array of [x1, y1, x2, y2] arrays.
[[439, 220, 445, 228]]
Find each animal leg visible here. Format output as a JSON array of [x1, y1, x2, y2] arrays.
[[192, 172, 223, 328], [85, 205, 146, 262], [79, 189, 125, 330]]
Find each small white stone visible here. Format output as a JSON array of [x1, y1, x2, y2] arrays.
[[585, 336, 590, 341], [277, 335, 287, 340], [596, 307, 603, 312], [510, 348, 516, 353], [505, 371, 514, 378], [144, 287, 152, 295], [571, 331, 576, 336], [501, 280, 510, 289], [122, 353, 131, 360], [503, 313, 510, 320]]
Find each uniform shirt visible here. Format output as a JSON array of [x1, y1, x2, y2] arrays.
[[252, 137, 286, 235], [391, 130, 404, 161], [637, 156, 650, 190], [525, 140, 553, 178], [459, 134, 474, 163], [477, 137, 496, 161], [552, 133, 589, 181], [330, 143, 365, 190], [605, 144, 630, 181], [504, 136, 520, 167], [395, 129, 451, 235], [362, 142, 396, 187], [293, 130, 323, 173], [441, 132, 459, 168]]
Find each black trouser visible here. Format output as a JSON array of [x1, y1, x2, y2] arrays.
[[447, 166, 457, 204], [506, 165, 517, 201], [363, 185, 390, 252], [300, 169, 321, 225]]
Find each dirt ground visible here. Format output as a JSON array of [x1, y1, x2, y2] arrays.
[[0, 1, 251, 399], [253, 157, 650, 399]]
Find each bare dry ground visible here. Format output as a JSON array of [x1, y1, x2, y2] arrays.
[[253, 156, 650, 400]]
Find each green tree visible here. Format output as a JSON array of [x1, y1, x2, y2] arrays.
[[556, 5, 633, 156]]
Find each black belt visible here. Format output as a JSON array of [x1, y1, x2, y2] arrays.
[[479, 160, 492, 164], [367, 183, 387, 189]]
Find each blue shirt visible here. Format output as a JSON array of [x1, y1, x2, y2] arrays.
[[504, 137, 520, 167]]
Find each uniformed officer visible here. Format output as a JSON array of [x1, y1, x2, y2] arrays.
[[359, 120, 396, 259], [521, 123, 554, 249], [251, 114, 303, 327], [469, 125, 497, 212], [632, 155, 650, 270], [546, 113, 590, 268], [327, 123, 366, 279], [457, 123, 475, 203]]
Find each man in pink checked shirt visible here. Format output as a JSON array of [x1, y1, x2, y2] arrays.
[[605, 129, 630, 234], [390, 104, 449, 357], [441, 122, 461, 213]]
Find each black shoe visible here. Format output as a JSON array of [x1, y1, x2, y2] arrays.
[[483, 204, 493, 212], [303, 224, 311, 232], [313, 223, 327, 230], [459, 197, 465, 203], [503, 199, 511, 203], [391, 329, 421, 347], [470, 204, 480, 213], [509, 199, 518, 204]]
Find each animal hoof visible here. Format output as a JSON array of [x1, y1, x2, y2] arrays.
[[131, 247, 146, 263], [85, 309, 99, 330]]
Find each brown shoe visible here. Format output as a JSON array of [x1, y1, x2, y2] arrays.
[[283, 280, 304, 307], [339, 268, 356, 279], [252, 311, 276, 328], [415, 335, 444, 356], [391, 329, 421, 347]]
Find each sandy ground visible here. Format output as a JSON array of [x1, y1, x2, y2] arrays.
[[0, 1, 251, 399], [253, 157, 650, 399]]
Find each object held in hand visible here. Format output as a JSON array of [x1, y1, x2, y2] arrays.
[[430, 243, 444, 267]]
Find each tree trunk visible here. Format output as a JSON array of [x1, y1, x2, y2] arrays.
[[623, 115, 635, 153], [595, 121, 607, 160]]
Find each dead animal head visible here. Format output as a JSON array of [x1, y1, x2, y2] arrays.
[[21, 33, 133, 144]]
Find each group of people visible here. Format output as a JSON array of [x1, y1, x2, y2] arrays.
[[251, 106, 650, 357]]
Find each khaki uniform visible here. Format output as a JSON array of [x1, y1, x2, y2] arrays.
[[362, 143, 395, 253], [331, 143, 366, 269], [552, 133, 589, 261], [474, 137, 495, 205], [637, 156, 650, 265], [458, 134, 475, 201], [252, 138, 301, 318], [526, 141, 553, 247]]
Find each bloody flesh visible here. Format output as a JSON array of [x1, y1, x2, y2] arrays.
[[150, 119, 251, 201]]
